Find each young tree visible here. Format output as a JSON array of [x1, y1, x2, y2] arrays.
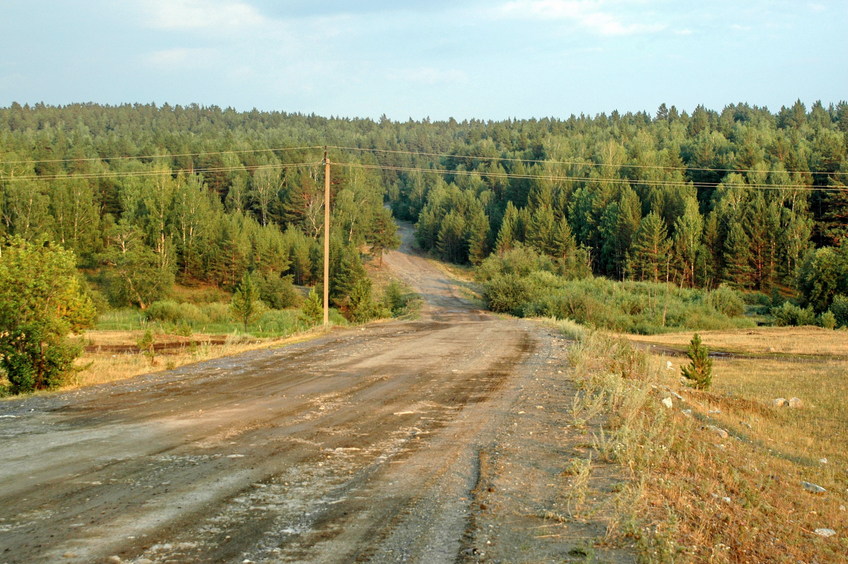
[[681, 333, 713, 390], [230, 271, 262, 331], [101, 221, 173, 309], [495, 201, 520, 254], [366, 207, 401, 266], [436, 210, 467, 263], [300, 287, 323, 325], [0, 237, 96, 393]]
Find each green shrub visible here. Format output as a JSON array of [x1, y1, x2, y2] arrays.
[[819, 310, 837, 330], [382, 280, 418, 317], [771, 301, 817, 326], [483, 273, 532, 316], [476, 245, 554, 282], [258, 274, 300, 309], [255, 310, 300, 336], [0, 238, 95, 394], [201, 303, 231, 324], [478, 266, 751, 334], [742, 291, 771, 306], [708, 284, 745, 317], [146, 300, 208, 324], [831, 294, 848, 328]]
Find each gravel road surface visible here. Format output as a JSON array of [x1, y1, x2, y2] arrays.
[[0, 225, 634, 563]]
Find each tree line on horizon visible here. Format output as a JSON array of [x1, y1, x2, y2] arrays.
[[1, 100, 847, 316]]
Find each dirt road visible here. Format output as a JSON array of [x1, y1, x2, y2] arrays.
[[0, 225, 633, 563]]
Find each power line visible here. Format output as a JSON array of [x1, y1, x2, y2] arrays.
[[3, 142, 845, 180], [3, 158, 845, 193], [333, 161, 847, 193], [326, 145, 848, 179], [1, 146, 845, 192]]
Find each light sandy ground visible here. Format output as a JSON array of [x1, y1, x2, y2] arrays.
[[0, 224, 634, 563]]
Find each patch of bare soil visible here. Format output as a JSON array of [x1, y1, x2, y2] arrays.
[[0, 223, 634, 563]]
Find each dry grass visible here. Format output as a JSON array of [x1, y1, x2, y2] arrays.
[[566, 328, 848, 562], [66, 328, 328, 390], [622, 326, 848, 357]]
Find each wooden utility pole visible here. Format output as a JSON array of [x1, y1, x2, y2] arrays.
[[323, 148, 331, 327]]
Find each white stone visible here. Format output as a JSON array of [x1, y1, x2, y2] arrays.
[[814, 528, 836, 538], [661, 397, 673, 409], [706, 425, 729, 439], [802, 481, 827, 494]]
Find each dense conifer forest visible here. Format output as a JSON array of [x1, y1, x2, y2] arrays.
[[1, 101, 846, 324]]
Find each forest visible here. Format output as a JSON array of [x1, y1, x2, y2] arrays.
[[1, 100, 847, 330]]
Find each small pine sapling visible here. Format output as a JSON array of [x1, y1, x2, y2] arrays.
[[681, 333, 712, 390], [137, 329, 156, 366]]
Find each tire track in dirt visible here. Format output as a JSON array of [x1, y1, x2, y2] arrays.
[[0, 223, 635, 563]]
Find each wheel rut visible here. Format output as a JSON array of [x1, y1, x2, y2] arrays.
[[0, 222, 635, 563]]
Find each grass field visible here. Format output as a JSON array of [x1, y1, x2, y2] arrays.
[[561, 324, 848, 562]]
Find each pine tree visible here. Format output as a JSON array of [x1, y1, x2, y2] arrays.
[[495, 201, 520, 254], [722, 222, 754, 288], [230, 271, 261, 331], [526, 204, 555, 256], [466, 207, 490, 265], [300, 287, 323, 325], [628, 212, 672, 283], [436, 210, 467, 263], [681, 333, 713, 390], [367, 207, 401, 266]]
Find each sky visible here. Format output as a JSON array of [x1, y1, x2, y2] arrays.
[[0, 0, 845, 121]]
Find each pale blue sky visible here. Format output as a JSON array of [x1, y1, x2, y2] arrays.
[[1, 0, 845, 120]]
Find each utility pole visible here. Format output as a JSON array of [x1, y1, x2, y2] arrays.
[[323, 148, 331, 327]]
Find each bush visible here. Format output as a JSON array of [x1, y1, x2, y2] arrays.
[[831, 294, 848, 328], [201, 303, 231, 324], [258, 274, 300, 309], [708, 284, 745, 317], [476, 245, 554, 282], [382, 280, 417, 317], [820, 310, 837, 330], [771, 301, 817, 326], [0, 238, 95, 394], [346, 278, 385, 323], [146, 300, 208, 324], [483, 274, 532, 316], [255, 310, 300, 336]]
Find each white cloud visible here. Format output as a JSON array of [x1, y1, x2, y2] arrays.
[[496, 0, 665, 36], [142, 0, 267, 32]]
